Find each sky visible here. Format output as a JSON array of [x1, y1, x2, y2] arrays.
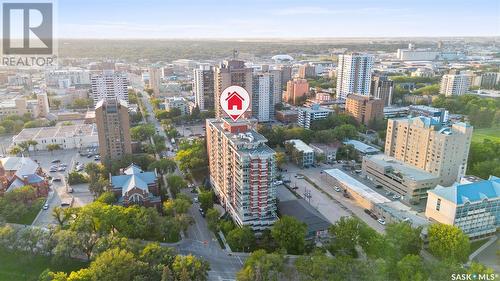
[[56, 0, 500, 38]]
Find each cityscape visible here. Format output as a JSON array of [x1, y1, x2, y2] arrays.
[[0, 1, 498, 281]]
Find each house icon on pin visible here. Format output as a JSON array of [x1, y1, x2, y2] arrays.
[[225, 91, 245, 110]]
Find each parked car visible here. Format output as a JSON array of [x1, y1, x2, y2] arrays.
[[364, 209, 371, 215], [194, 197, 199, 203], [94, 155, 100, 161], [49, 168, 57, 172], [283, 179, 291, 184], [57, 166, 66, 172], [274, 180, 283, 185], [377, 219, 386, 225], [334, 186, 341, 192], [296, 175, 304, 179], [68, 187, 74, 193], [42, 203, 49, 210], [51, 159, 61, 163], [198, 208, 205, 217], [392, 194, 401, 200]]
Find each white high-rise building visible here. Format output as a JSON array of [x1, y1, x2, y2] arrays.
[[193, 64, 214, 111], [440, 74, 470, 96], [336, 53, 374, 99], [91, 70, 128, 106], [252, 71, 280, 122]]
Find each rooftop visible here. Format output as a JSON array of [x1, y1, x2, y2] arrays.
[[324, 168, 391, 204], [428, 176, 500, 205], [343, 139, 380, 154], [364, 154, 440, 182], [279, 198, 331, 235], [13, 124, 97, 142], [111, 164, 157, 196], [298, 104, 333, 114], [286, 139, 314, 153]]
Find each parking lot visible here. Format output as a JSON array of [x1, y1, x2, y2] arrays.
[[177, 123, 205, 138], [31, 149, 97, 227]]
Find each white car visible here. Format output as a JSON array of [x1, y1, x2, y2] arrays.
[[377, 219, 386, 225], [334, 186, 341, 192], [42, 203, 49, 210], [296, 175, 304, 179], [274, 180, 283, 185]]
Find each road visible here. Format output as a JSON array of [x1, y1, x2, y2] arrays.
[[31, 149, 96, 227], [283, 163, 386, 234], [140, 92, 244, 280]]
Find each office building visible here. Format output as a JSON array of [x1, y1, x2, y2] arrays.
[[362, 154, 440, 203], [298, 64, 316, 79], [336, 53, 374, 99], [440, 74, 470, 96], [285, 139, 315, 168], [148, 65, 162, 96], [370, 75, 394, 106], [193, 64, 215, 111], [252, 72, 276, 122], [345, 94, 384, 126], [91, 70, 128, 106], [95, 98, 132, 160], [214, 60, 253, 118], [425, 176, 500, 239], [206, 118, 277, 230], [385, 117, 473, 186], [297, 104, 332, 129], [36, 93, 50, 118], [396, 49, 440, 61], [408, 105, 448, 124], [284, 78, 309, 105]]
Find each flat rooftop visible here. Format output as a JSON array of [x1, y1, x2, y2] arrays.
[[13, 124, 97, 142], [287, 139, 314, 153], [324, 168, 391, 204], [343, 139, 380, 154], [365, 154, 439, 182]]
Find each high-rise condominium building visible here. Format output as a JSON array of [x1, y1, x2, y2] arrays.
[[36, 93, 50, 118], [439, 74, 470, 96], [345, 94, 384, 126], [193, 64, 215, 111], [252, 72, 276, 122], [336, 53, 374, 99], [91, 70, 128, 106], [95, 98, 132, 160], [279, 65, 292, 88], [214, 60, 253, 118], [148, 65, 162, 96], [284, 78, 309, 105], [370, 75, 394, 106], [298, 64, 316, 79], [297, 104, 333, 129], [385, 117, 473, 186], [206, 118, 277, 230]]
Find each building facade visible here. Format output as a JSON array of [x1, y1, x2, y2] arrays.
[[193, 64, 215, 111], [297, 104, 332, 129], [336, 53, 374, 99], [148, 65, 162, 96], [440, 74, 470, 96], [345, 94, 384, 126], [284, 78, 309, 105], [110, 164, 161, 208], [298, 64, 316, 79], [425, 176, 500, 239], [370, 75, 394, 106], [95, 98, 132, 160], [252, 71, 280, 122], [285, 139, 315, 168], [206, 118, 277, 230], [214, 60, 253, 118], [385, 117, 473, 186], [91, 70, 129, 106]]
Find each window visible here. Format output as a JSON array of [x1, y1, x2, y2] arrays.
[[436, 198, 441, 211]]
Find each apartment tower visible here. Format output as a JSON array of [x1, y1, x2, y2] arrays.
[[91, 70, 128, 106], [95, 98, 132, 160], [336, 53, 374, 99], [214, 60, 253, 118], [193, 64, 215, 111]]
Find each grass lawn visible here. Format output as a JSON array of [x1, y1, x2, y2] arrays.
[[469, 239, 489, 254], [472, 127, 500, 143], [0, 250, 87, 281], [9, 198, 45, 225]]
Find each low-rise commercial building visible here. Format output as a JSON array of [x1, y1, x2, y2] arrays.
[[285, 139, 314, 168], [12, 124, 98, 150], [309, 142, 340, 163], [425, 176, 500, 239], [324, 168, 390, 209], [343, 139, 380, 155], [362, 154, 441, 203]]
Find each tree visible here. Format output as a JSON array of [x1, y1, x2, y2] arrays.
[[427, 223, 470, 263], [96, 191, 117, 204], [131, 124, 156, 141], [275, 152, 286, 168], [198, 190, 214, 211], [227, 226, 255, 252], [68, 171, 88, 185], [236, 249, 285, 281], [8, 145, 22, 156], [166, 175, 187, 197], [171, 254, 210, 281], [271, 216, 307, 254], [396, 254, 427, 281], [328, 217, 381, 257], [384, 222, 423, 260], [47, 144, 62, 154], [53, 207, 72, 227], [149, 158, 177, 174], [206, 208, 220, 232], [333, 124, 358, 140]]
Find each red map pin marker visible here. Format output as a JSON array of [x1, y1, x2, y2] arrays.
[[220, 85, 250, 121]]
